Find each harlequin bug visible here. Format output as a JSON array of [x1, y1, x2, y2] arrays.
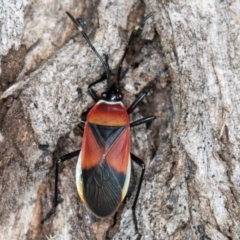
[[42, 11, 155, 231]]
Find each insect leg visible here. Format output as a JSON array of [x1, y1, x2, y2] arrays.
[[88, 74, 107, 102], [77, 123, 85, 132], [130, 153, 146, 233], [41, 150, 80, 224], [88, 54, 110, 102], [117, 12, 154, 84], [130, 116, 156, 128], [127, 78, 157, 114]]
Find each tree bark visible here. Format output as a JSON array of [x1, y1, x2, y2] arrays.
[[1, 0, 240, 239]]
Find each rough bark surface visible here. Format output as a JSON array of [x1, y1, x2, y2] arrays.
[[0, 0, 240, 240]]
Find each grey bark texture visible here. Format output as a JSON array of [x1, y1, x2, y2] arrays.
[[0, 0, 240, 239]]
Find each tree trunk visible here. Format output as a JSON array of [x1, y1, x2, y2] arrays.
[[1, 0, 240, 239]]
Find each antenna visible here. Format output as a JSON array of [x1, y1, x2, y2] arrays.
[[66, 11, 110, 86], [117, 12, 154, 84]]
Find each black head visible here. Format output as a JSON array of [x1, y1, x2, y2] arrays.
[[101, 83, 123, 102]]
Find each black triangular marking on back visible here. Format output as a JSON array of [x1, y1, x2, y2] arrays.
[[98, 126, 116, 141], [89, 123, 125, 150]]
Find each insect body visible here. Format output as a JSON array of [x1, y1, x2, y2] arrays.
[[42, 11, 155, 229], [77, 99, 131, 217]]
